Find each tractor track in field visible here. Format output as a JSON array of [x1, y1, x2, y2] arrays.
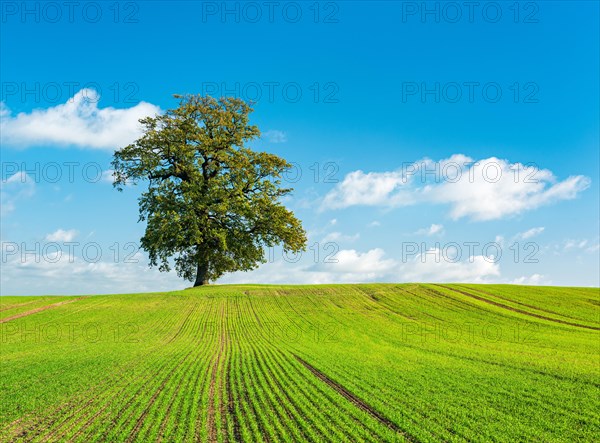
[[455, 285, 594, 324], [421, 286, 497, 316], [0, 297, 87, 324], [436, 285, 600, 331], [355, 286, 421, 321], [293, 354, 419, 442], [166, 304, 197, 344], [275, 350, 360, 440]]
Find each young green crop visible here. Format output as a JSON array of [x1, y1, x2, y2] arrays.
[[1, 284, 598, 442]]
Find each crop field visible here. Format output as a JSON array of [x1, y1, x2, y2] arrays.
[[0, 284, 598, 442]]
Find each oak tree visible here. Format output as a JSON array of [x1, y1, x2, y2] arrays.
[[112, 95, 306, 286]]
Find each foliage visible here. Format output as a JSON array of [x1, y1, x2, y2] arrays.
[[112, 95, 306, 285]]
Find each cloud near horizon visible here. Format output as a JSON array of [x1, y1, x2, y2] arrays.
[[221, 246, 505, 285]]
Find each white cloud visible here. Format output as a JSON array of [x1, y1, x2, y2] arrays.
[[511, 274, 548, 285], [321, 154, 471, 210], [400, 249, 501, 283], [1, 172, 35, 216], [321, 169, 415, 209], [309, 248, 399, 282], [46, 229, 78, 242], [321, 155, 590, 221], [221, 248, 398, 284], [562, 238, 600, 253], [321, 231, 360, 243], [1, 89, 161, 150], [101, 169, 115, 183], [0, 245, 184, 295], [431, 159, 589, 221], [416, 223, 444, 236], [262, 130, 287, 143], [368, 221, 381, 227], [220, 246, 504, 285], [564, 239, 589, 250], [101, 168, 134, 186], [586, 242, 600, 253], [516, 227, 545, 240]]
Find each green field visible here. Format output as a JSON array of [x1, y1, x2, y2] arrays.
[[1, 284, 598, 442]]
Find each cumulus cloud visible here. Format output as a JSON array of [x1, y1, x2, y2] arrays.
[[400, 249, 501, 283], [1, 172, 35, 216], [221, 248, 398, 284], [316, 248, 397, 278], [262, 130, 287, 143], [321, 154, 471, 210], [0, 89, 161, 150], [429, 159, 589, 221], [46, 229, 78, 242], [416, 223, 444, 236], [321, 169, 415, 209], [321, 155, 590, 221], [222, 246, 505, 285]]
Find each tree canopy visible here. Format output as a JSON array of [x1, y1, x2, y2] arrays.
[[112, 95, 306, 286]]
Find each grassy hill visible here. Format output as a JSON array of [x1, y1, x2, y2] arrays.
[[1, 284, 598, 442]]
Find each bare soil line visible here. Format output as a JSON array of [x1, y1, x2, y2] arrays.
[[293, 354, 418, 442], [435, 285, 600, 331], [0, 300, 38, 313], [0, 297, 87, 324], [226, 352, 242, 443], [207, 306, 226, 443]]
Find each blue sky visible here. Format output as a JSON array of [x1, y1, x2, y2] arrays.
[[1, 1, 598, 294]]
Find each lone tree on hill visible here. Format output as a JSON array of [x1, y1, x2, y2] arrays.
[[112, 95, 307, 286]]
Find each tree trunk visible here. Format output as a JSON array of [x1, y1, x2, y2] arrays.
[[194, 261, 209, 287]]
